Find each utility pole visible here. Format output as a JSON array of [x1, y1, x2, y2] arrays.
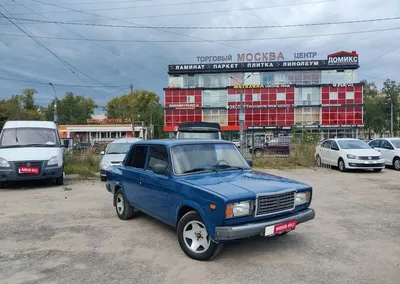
[[391, 99, 394, 137], [49, 83, 58, 125], [130, 84, 135, 137]]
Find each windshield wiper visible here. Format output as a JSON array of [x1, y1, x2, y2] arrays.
[[215, 165, 246, 171], [23, 143, 56, 147], [0, 145, 25, 149], [107, 152, 124, 154], [183, 167, 218, 174]]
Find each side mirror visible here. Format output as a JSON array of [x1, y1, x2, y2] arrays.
[[246, 159, 253, 167], [100, 151, 105, 155], [153, 164, 168, 175], [331, 146, 339, 151]]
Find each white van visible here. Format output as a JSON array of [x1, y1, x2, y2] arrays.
[[0, 120, 65, 187]]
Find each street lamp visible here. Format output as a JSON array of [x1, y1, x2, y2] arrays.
[[49, 82, 58, 125], [229, 74, 252, 151]]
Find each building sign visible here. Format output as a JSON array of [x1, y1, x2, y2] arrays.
[[327, 51, 358, 66], [87, 118, 132, 123], [227, 104, 295, 109], [196, 52, 284, 63], [233, 84, 291, 89], [170, 51, 359, 74], [167, 103, 200, 109], [294, 52, 317, 59]]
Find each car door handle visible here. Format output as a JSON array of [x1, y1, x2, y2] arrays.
[[139, 174, 146, 180]]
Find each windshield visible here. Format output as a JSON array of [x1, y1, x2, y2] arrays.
[[337, 140, 371, 149], [0, 127, 60, 148], [171, 143, 251, 175], [389, 139, 400, 148], [106, 143, 132, 154], [177, 131, 220, 139]]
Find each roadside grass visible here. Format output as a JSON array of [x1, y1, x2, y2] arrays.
[[253, 143, 317, 169], [64, 151, 100, 177]]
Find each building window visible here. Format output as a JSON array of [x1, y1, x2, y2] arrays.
[[261, 72, 290, 85], [321, 70, 357, 84], [252, 93, 261, 101], [277, 92, 286, 101], [229, 73, 244, 86], [295, 87, 320, 105], [244, 72, 261, 85], [202, 90, 228, 107], [187, 96, 195, 103], [294, 107, 320, 125], [228, 94, 239, 102], [200, 73, 229, 88], [346, 91, 355, 100], [168, 76, 184, 88], [203, 109, 228, 126], [329, 92, 338, 100], [290, 71, 321, 85]]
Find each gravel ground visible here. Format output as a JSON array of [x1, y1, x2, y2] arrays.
[[0, 168, 399, 284]]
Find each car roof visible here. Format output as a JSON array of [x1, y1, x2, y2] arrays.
[[133, 138, 232, 147], [3, 120, 57, 129], [110, 138, 143, 144]]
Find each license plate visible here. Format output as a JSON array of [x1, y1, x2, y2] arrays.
[[18, 166, 39, 175], [264, 220, 296, 236]]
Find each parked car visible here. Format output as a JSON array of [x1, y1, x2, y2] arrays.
[[99, 137, 142, 181], [176, 122, 221, 139], [368, 138, 400, 170], [315, 138, 385, 172], [249, 136, 292, 157], [105, 139, 315, 261], [232, 139, 240, 147], [0, 120, 65, 187]]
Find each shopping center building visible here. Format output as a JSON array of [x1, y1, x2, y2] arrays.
[[163, 50, 363, 139]]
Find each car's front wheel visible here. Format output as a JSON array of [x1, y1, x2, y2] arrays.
[[177, 211, 223, 261], [115, 189, 135, 220]]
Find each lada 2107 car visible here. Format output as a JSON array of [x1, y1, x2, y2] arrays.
[[105, 139, 315, 261]]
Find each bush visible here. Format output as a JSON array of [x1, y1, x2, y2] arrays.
[[63, 150, 100, 177]]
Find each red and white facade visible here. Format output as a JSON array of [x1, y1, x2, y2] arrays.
[[164, 51, 362, 137]]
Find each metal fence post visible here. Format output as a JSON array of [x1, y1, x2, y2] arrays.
[[251, 131, 255, 160]]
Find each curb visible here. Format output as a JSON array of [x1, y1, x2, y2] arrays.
[[65, 172, 100, 181]]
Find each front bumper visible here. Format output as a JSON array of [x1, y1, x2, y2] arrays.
[[0, 166, 63, 182], [346, 159, 385, 169], [214, 208, 315, 241]]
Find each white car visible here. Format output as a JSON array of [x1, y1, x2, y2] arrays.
[[368, 138, 400, 171], [232, 139, 240, 147], [315, 138, 385, 172]]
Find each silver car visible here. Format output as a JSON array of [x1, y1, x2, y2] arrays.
[[99, 137, 142, 181]]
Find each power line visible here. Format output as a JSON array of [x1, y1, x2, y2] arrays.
[[29, 0, 258, 53], [12, 0, 165, 82], [1, 15, 398, 29], [0, 5, 113, 96], [11, 0, 233, 15], [0, 76, 128, 88], [2, 26, 400, 42], [3, 0, 154, 6], [8, 0, 338, 21]]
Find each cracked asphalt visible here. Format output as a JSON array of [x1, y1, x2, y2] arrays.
[[0, 168, 399, 284]]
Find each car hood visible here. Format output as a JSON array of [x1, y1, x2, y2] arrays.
[[0, 147, 61, 161], [179, 170, 311, 200], [101, 154, 126, 163], [341, 149, 381, 156]]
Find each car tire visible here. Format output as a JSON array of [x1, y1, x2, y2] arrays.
[[316, 155, 322, 167], [254, 149, 264, 158], [338, 158, 346, 172], [55, 172, 64, 185], [177, 210, 223, 261], [373, 169, 383, 172], [115, 189, 135, 220], [393, 157, 400, 171]]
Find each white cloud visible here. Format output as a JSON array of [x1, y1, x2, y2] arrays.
[[0, 0, 399, 106]]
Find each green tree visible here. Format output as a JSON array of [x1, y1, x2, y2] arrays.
[[22, 88, 37, 111], [105, 89, 164, 137], [46, 92, 97, 124], [381, 79, 400, 136], [362, 80, 386, 137]]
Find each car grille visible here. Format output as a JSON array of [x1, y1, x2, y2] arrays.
[[14, 161, 43, 175], [255, 191, 295, 216], [358, 156, 380, 160]]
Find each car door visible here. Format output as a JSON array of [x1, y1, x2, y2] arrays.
[[122, 145, 149, 208], [369, 139, 385, 162], [379, 140, 394, 165], [319, 140, 331, 164], [329, 140, 341, 165], [139, 145, 172, 222]]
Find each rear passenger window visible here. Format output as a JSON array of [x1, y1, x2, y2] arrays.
[[127, 145, 148, 169], [147, 145, 169, 174], [369, 140, 380, 148]]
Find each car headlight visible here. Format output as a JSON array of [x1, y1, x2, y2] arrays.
[[225, 200, 253, 218], [48, 156, 58, 166], [347, 154, 357, 159], [295, 191, 311, 206], [0, 157, 10, 168], [100, 161, 112, 169]]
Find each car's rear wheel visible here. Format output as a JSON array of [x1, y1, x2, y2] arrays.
[[316, 155, 322, 167], [393, 157, 400, 171], [55, 171, 64, 185], [177, 211, 223, 261], [115, 189, 135, 220]]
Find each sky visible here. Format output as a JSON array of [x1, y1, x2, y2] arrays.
[[1, 0, 400, 111]]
